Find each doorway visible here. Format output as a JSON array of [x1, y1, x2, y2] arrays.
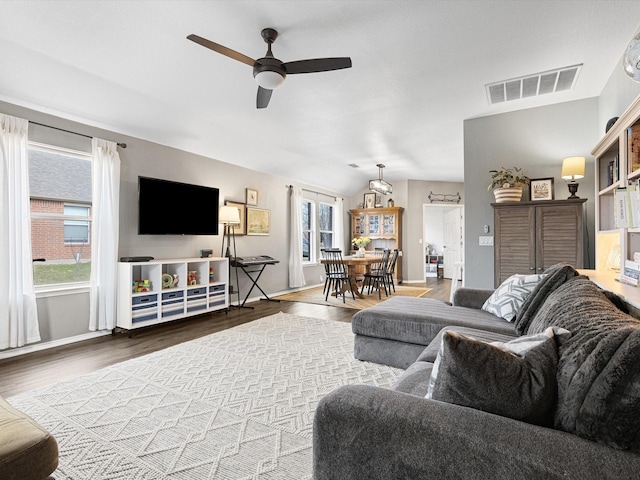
[[423, 204, 464, 283]]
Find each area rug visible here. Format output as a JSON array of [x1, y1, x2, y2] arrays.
[[274, 285, 432, 310], [8, 312, 402, 479]]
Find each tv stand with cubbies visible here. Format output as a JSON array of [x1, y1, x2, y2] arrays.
[[117, 257, 229, 331]]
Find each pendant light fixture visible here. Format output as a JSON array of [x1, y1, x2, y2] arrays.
[[369, 163, 392, 195]]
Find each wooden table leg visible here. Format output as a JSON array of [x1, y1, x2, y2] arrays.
[[330, 265, 366, 299]]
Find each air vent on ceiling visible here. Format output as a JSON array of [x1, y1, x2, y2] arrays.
[[486, 64, 582, 105]]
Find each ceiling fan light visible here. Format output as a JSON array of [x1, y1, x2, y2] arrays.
[[254, 70, 285, 89]]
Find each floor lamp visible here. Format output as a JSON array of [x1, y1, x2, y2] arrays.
[[219, 206, 241, 308]]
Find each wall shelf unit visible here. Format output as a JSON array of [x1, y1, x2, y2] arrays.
[[117, 257, 229, 330], [593, 94, 640, 273], [425, 254, 444, 278], [350, 206, 403, 281]]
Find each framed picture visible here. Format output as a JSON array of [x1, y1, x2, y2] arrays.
[[363, 192, 376, 209], [530, 178, 554, 201], [246, 188, 258, 206], [246, 207, 270, 235], [224, 200, 246, 235]]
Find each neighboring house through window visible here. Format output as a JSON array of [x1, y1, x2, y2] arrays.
[[64, 205, 90, 244], [29, 142, 93, 287]]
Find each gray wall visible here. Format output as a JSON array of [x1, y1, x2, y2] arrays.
[[462, 52, 640, 289], [7, 52, 640, 348], [0, 99, 350, 347], [599, 55, 640, 129], [406, 180, 464, 282], [348, 179, 464, 282], [463, 98, 600, 288]]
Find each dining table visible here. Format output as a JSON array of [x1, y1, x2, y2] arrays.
[[320, 254, 382, 299]]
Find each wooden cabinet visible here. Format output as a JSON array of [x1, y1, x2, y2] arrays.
[[350, 206, 403, 281], [592, 94, 640, 273], [492, 200, 585, 286]]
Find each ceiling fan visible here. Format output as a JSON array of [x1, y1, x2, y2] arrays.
[[187, 28, 352, 108]]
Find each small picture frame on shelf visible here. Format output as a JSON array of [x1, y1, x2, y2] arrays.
[[246, 188, 258, 206], [363, 193, 376, 209], [530, 178, 554, 201]]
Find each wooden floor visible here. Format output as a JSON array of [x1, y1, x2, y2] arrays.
[[0, 278, 452, 398]]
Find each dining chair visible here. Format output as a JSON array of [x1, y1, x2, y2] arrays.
[[320, 248, 333, 295], [360, 248, 390, 299], [385, 248, 399, 293], [323, 249, 356, 302]]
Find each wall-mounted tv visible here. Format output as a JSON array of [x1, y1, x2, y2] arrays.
[[138, 176, 219, 235]]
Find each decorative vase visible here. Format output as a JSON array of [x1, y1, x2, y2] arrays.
[[358, 246, 366, 257], [493, 186, 523, 203]]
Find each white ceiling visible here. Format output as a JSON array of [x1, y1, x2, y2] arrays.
[[1, 1, 640, 195]]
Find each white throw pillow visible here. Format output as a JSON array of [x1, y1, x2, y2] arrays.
[[481, 273, 546, 322]]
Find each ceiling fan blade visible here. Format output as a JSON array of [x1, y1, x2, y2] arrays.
[[284, 57, 352, 74], [257, 86, 272, 109], [187, 34, 255, 67]]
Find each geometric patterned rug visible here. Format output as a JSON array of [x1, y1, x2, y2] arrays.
[[8, 313, 402, 479]]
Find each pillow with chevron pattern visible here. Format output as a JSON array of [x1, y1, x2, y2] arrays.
[[481, 273, 546, 322]]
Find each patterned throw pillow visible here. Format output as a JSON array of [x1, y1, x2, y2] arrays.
[[481, 274, 546, 322], [425, 327, 570, 426]]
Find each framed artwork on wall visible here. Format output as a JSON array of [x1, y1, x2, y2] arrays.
[[530, 178, 554, 201], [246, 207, 270, 235], [246, 188, 258, 206], [224, 200, 246, 235], [363, 192, 376, 209]]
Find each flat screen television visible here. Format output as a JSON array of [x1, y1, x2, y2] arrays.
[[138, 176, 219, 235]]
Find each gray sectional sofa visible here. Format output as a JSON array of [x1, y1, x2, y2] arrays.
[[313, 264, 640, 479]]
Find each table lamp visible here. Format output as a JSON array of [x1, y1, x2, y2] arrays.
[[561, 156, 585, 199], [219, 205, 241, 258]]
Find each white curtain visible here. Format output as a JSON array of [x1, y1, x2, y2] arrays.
[[288, 186, 306, 288], [0, 114, 40, 348], [334, 196, 345, 251], [89, 138, 121, 331]]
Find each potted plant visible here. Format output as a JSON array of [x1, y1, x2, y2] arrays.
[[488, 167, 530, 203], [352, 236, 371, 257]]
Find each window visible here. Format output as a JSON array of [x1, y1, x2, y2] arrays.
[[302, 200, 314, 262], [64, 205, 90, 244], [319, 202, 334, 251], [301, 198, 335, 263], [28, 142, 93, 287]]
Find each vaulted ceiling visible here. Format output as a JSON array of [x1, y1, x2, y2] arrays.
[[1, 1, 640, 195]]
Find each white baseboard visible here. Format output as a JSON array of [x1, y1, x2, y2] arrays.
[[228, 283, 324, 306], [1, 283, 327, 359], [0, 330, 112, 360]]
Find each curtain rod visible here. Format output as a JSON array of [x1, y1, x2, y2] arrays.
[[286, 185, 341, 200], [30, 121, 127, 148]]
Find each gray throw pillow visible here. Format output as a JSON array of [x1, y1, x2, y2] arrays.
[[426, 327, 569, 426]]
